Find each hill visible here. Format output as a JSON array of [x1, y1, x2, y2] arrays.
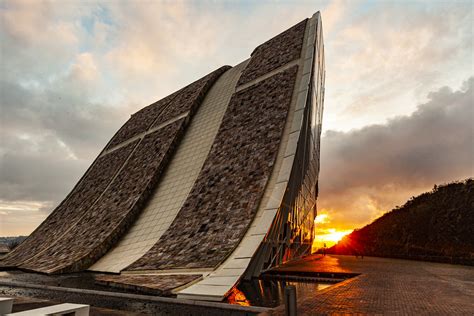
[[328, 179, 474, 265], [0, 236, 27, 249]]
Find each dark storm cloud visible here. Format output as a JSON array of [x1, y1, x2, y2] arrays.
[[319, 77, 474, 228]]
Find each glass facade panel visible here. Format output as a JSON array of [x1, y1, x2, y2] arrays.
[[247, 14, 325, 274]]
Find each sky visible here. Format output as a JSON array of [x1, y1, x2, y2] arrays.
[[0, 0, 473, 239]]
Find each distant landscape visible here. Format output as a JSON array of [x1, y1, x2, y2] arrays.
[[0, 236, 27, 250], [3, 180, 474, 266], [327, 179, 474, 265]]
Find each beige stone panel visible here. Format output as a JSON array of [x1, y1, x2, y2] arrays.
[[176, 12, 321, 301], [89, 62, 247, 273]]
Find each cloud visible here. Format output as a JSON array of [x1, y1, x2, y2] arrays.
[[0, 45, 129, 210], [1, 0, 329, 235], [97, 1, 328, 107], [323, 1, 473, 131], [0, 0, 83, 82], [0, 1, 472, 237], [69, 53, 99, 83], [318, 77, 474, 229], [320, 0, 355, 35], [0, 199, 51, 236]]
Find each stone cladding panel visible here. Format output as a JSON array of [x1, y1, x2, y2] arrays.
[[106, 97, 175, 149], [152, 66, 231, 127], [127, 66, 298, 271], [2, 67, 229, 273], [20, 119, 187, 274], [95, 274, 201, 296], [106, 66, 230, 149], [0, 142, 137, 267], [237, 20, 306, 86]]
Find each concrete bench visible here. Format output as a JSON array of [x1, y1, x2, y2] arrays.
[[0, 297, 14, 314], [6, 303, 89, 316]]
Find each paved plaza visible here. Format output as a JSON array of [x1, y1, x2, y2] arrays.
[[264, 255, 474, 315], [1, 255, 473, 314]]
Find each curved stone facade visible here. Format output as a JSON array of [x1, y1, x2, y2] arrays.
[[89, 62, 248, 273], [127, 66, 298, 271], [0, 141, 138, 268], [106, 67, 228, 150], [20, 120, 187, 274], [1, 67, 228, 274], [237, 19, 307, 86], [1, 11, 325, 302]]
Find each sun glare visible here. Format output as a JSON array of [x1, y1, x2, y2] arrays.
[[314, 213, 329, 224], [320, 229, 353, 244], [313, 213, 353, 247], [312, 223, 353, 250]]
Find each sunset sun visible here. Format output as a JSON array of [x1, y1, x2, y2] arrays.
[[320, 228, 352, 244], [312, 213, 353, 250], [0, 1, 471, 314]]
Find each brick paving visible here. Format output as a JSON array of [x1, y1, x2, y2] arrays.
[[263, 255, 474, 315]]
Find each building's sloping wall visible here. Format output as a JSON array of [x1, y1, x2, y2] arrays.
[[0, 141, 138, 268], [1, 14, 317, 286], [0, 66, 229, 274], [127, 66, 298, 271], [245, 12, 324, 276], [177, 13, 322, 301], [127, 19, 309, 273], [106, 96, 176, 150], [106, 68, 228, 150], [237, 19, 306, 86], [89, 62, 247, 273], [20, 121, 186, 274]]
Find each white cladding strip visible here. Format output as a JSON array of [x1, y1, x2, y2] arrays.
[[89, 62, 247, 273], [100, 112, 189, 158], [235, 59, 300, 92], [177, 12, 320, 301], [122, 268, 213, 276]]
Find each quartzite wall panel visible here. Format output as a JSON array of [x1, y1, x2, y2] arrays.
[[0, 141, 137, 267], [20, 119, 187, 274], [151, 67, 230, 126], [2, 67, 228, 273], [106, 67, 229, 149], [237, 20, 306, 86], [90, 63, 243, 273], [106, 97, 175, 149], [127, 66, 298, 271]]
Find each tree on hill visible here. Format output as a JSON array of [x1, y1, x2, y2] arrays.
[[328, 179, 474, 265]]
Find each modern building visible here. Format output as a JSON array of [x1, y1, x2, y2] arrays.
[[1, 12, 324, 301], [0, 244, 10, 259]]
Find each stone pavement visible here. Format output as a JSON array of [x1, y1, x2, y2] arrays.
[[263, 255, 474, 315]]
